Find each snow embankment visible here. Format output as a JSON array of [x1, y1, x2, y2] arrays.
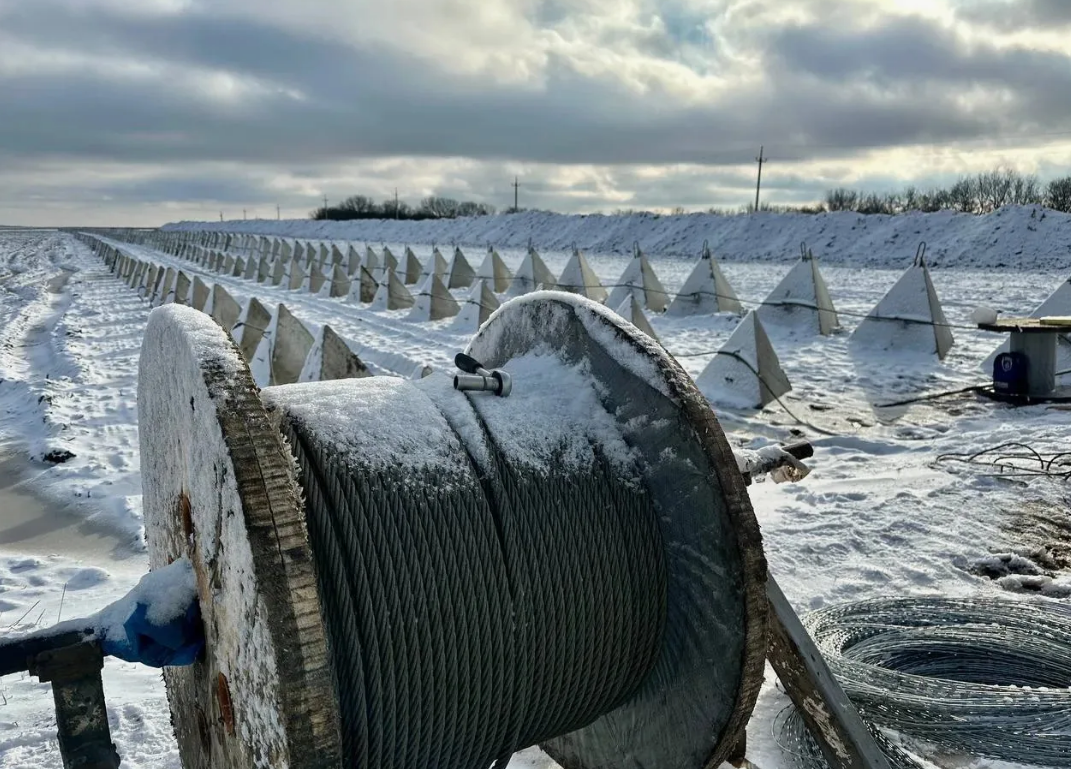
[[164, 206, 1071, 271]]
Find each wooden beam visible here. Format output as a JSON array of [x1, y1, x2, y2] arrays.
[[766, 576, 891, 769]]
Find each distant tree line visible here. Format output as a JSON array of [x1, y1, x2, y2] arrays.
[[311, 195, 496, 221], [822, 168, 1071, 215]]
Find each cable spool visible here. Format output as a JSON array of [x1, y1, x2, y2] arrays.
[[139, 292, 767, 769]]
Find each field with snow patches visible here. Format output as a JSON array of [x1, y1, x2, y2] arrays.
[[1, 220, 1070, 769]]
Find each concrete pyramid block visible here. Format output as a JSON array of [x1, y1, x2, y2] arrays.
[[346, 265, 378, 304], [318, 243, 330, 270], [757, 246, 838, 336], [244, 254, 260, 280], [171, 270, 191, 305], [330, 243, 345, 267], [232, 256, 245, 278], [328, 264, 351, 299], [191, 276, 211, 311], [364, 246, 381, 278], [280, 239, 292, 262], [447, 246, 476, 289], [210, 284, 242, 333], [404, 246, 422, 284], [476, 246, 512, 293], [452, 279, 500, 331], [298, 325, 371, 382], [421, 247, 448, 282], [223, 254, 235, 274], [346, 245, 362, 277], [250, 304, 315, 387], [302, 263, 327, 294], [271, 238, 282, 258], [143, 265, 159, 299], [606, 244, 668, 312], [982, 275, 1071, 373], [668, 241, 742, 316], [293, 241, 305, 265], [381, 245, 398, 275], [559, 247, 607, 302], [288, 256, 306, 291], [371, 269, 415, 311], [696, 311, 791, 409], [231, 297, 272, 364], [270, 253, 286, 285], [852, 250, 953, 359], [615, 295, 659, 342], [409, 273, 460, 321], [507, 245, 557, 297]]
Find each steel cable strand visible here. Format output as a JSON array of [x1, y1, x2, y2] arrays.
[[282, 426, 372, 768], [432, 482, 503, 768]]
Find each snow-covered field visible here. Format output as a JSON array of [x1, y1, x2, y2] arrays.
[[2, 212, 1070, 768]]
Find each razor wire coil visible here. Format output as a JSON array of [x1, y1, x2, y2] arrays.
[[781, 596, 1071, 768]]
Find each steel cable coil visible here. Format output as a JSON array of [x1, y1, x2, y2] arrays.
[[278, 389, 668, 769]]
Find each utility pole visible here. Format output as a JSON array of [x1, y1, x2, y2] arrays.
[[395, 188, 399, 220], [511, 176, 520, 212], [242, 208, 247, 220], [219, 211, 223, 222], [754, 146, 766, 213], [276, 204, 280, 220], [322, 193, 328, 210]]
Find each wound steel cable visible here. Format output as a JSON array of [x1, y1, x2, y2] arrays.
[[278, 379, 668, 769]]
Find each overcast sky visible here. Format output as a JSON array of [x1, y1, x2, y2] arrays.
[[2, 0, 1070, 225]]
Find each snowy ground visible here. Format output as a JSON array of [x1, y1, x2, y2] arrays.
[[2, 224, 1070, 768]]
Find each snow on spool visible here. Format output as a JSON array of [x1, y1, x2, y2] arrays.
[[697, 311, 792, 409], [850, 245, 954, 360], [476, 245, 513, 293], [667, 241, 742, 316], [757, 244, 839, 336], [606, 244, 668, 313], [139, 292, 764, 769], [507, 245, 557, 297], [558, 246, 608, 303]]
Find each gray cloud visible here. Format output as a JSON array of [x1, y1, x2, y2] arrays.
[[1, 0, 1070, 223], [956, 0, 1071, 29]]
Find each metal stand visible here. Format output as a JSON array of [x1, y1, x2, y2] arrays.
[[1, 630, 120, 769]]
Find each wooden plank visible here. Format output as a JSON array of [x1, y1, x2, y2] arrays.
[[766, 576, 891, 769]]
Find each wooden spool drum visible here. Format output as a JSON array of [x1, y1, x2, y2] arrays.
[[139, 294, 767, 769]]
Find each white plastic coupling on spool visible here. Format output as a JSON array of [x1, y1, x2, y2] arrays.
[[453, 352, 513, 397]]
